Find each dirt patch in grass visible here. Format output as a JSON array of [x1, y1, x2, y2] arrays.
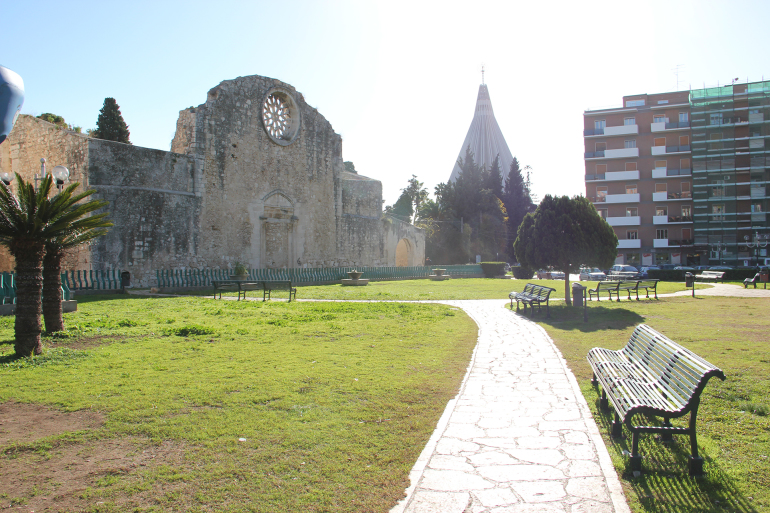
[[44, 334, 126, 351], [0, 403, 187, 513], [0, 402, 104, 446]]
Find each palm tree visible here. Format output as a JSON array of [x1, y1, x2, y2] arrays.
[[43, 212, 111, 333], [0, 174, 110, 356]]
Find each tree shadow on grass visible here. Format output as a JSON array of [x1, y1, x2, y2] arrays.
[[588, 387, 759, 513], [509, 302, 645, 333]]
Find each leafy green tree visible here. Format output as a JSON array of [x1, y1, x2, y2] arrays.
[[513, 195, 617, 305], [37, 113, 67, 128], [343, 161, 356, 173], [93, 98, 131, 144], [0, 174, 111, 356], [389, 190, 414, 223], [403, 175, 428, 221], [503, 157, 536, 259], [485, 155, 503, 197]]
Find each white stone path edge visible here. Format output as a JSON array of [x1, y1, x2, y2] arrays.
[[389, 300, 630, 513]]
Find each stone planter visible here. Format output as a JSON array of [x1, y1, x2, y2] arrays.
[[230, 274, 249, 281], [347, 270, 363, 280], [433, 268, 446, 276]]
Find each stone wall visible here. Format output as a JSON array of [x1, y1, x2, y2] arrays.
[[0, 74, 424, 286]]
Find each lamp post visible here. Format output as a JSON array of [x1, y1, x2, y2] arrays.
[[711, 241, 725, 266], [34, 158, 69, 191], [744, 232, 769, 267]]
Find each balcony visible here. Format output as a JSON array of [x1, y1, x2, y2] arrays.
[[607, 216, 641, 226], [749, 112, 765, 123], [651, 145, 691, 155], [585, 148, 639, 159], [585, 170, 641, 182], [605, 193, 640, 204], [618, 239, 642, 249], [651, 121, 690, 132], [749, 139, 765, 149], [653, 215, 693, 225], [652, 167, 692, 178], [653, 191, 692, 201], [752, 212, 766, 222], [605, 124, 639, 136], [654, 239, 670, 248]]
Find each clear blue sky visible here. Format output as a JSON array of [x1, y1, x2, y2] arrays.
[[4, 0, 769, 206]]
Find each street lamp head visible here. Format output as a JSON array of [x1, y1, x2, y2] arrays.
[[51, 165, 69, 185], [0, 170, 13, 185]]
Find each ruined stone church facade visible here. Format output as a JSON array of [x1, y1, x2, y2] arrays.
[[0, 74, 424, 286]]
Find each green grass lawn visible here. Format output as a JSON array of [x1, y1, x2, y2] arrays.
[[535, 297, 770, 513], [0, 295, 477, 512], [214, 278, 700, 301]]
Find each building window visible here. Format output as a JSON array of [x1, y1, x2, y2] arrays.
[[682, 205, 692, 218], [655, 183, 667, 193], [710, 113, 723, 125], [625, 162, 637, 171], [595, 119, 606, 130], [597, 208, 607, 219], [596, 142, 606, 152], [626, 207, 638, 217], [656, 229, 668, 239], [627, 230, 638, 240], [624, 117, 636, 126], [626, 184, 637, 194], [752, 203, 763, 213], [625, 139, 636, 149], [656, 206, 668, 217], [679, 135, 689, 146], [654, 137, 666, 147], [655, 160, 667, 170], [596, 186, 607, 202], [654, 115, 666, 123], [679, 112, 688, 123], [682, 228, 692, 240], [680, 158, 690, 170], [712, 204, 725, 221], [681, 182, 691, 194], [626, 99, 645, 107], [712, 180, 724, 197]]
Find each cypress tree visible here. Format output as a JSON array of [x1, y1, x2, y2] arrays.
[[93, 98, 131, 143]]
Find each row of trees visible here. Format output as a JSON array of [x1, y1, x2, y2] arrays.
[[0, 175, 111, 357], [36, 98, 131, 143], [385, 147, 536, 264]]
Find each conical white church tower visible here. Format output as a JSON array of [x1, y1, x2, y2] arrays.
[[449, 83, 514, 185]]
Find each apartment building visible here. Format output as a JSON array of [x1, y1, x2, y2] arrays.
[[585, 80, 770, 267], [690, 81, 770, 267], [584, 90, 696, 267]]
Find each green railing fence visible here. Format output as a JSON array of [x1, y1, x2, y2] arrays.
[[155, 265, 484, 288], [0, 271, 99, 304]]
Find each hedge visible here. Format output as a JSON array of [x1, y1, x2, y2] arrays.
[[512, 265, 535, 280], [480, 262, 507, 278]]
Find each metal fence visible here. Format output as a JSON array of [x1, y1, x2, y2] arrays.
[[155, 265, 484, 288]]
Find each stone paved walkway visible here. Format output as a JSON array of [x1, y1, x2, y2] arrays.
[[391, 300, 629, 513]]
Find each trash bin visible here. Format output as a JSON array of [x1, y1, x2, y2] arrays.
[[572, 282, 586, 307], [760, 269, 769, 283], [121, 271, 131, 289], [685, 272, 694, 287]]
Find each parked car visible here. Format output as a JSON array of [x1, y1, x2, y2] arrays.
[[639, 266, 660, 278], [608, 264, 642, 280], [536, 268, 565, 280], [708, 265, 733, 270], [658, 264, 677, 270], [694, 265, 711, 270], [674, 266, 695, 270], [579, 267, 607, 281]]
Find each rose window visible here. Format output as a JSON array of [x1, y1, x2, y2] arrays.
[[263, 94, 291, 139]]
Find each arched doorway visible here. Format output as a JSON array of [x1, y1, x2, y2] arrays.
[[260, 191, 296, 269], [395, 238, 412, 267]]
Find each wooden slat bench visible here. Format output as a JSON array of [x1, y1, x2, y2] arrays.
[[695, 270, 725, 283], [587, 281, 619, 301], [610, 280, 639, 302], [636, 279, 659, 300], [586, 324, 725, 475], [508, 283, 556, 318], [263, 280, 297, 302], [212, 280, 241, 299]]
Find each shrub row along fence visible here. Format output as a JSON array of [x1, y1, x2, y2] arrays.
[[156, 265, 484, 288], [0, 270, 123, 304]]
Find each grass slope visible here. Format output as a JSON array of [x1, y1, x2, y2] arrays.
[[0, 296, 477, 512], [535, 297, 770, 513]]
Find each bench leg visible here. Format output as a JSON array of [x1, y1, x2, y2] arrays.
[[600, 389, 609, 411], [591, 372, 598, 386], [659, 417, 674, 443], [688, 402, 705, 476], [630, 431, 642, 472], [612, 411, 623, 438]]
